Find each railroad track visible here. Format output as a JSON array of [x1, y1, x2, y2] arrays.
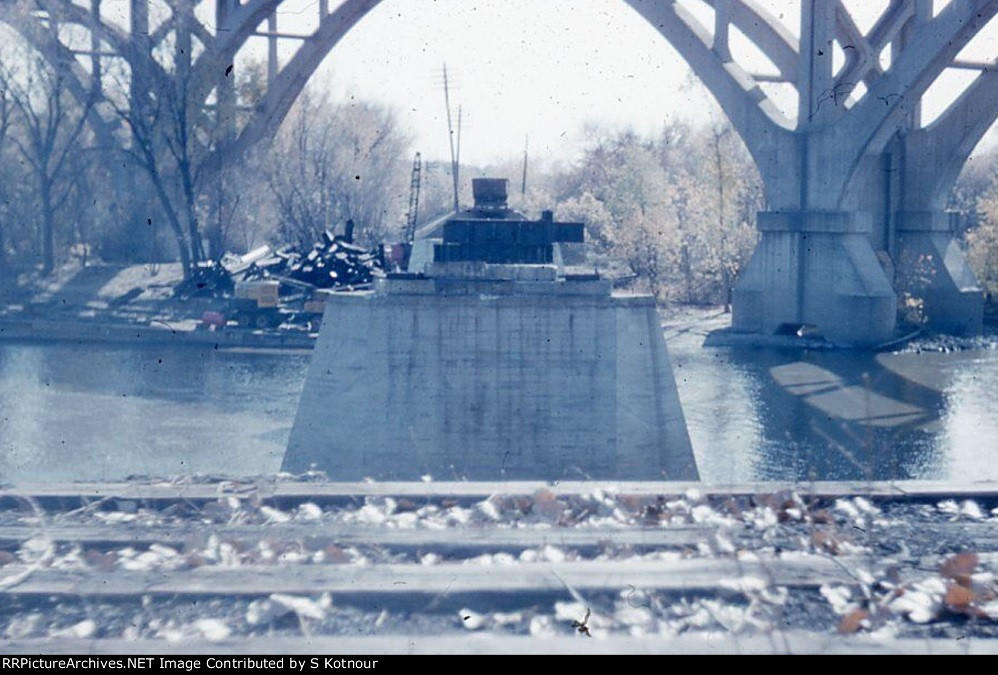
[[1, 480, 997, 654]]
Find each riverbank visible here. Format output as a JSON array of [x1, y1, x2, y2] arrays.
[[4, 262, 997, 353], [0, 262, 317, 351]]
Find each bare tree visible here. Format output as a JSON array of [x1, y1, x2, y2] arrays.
[[3, 47, 93, 274], [0, 63, 13, 275], [266, 92, 411, 248], [107, 1, 218, 277]]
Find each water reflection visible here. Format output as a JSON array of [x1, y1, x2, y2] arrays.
[[1, 322, 996, 483], [669, 321, 998, 483], [0, 343, 307, 483]]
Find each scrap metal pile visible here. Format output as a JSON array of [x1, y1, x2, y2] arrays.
[[240, 230, 383, 288], [174, 229, 384, 299]]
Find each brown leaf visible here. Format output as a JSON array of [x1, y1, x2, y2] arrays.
[[811, 509, 834, 524], [945, 583, 974, 610], [395, 498, 420, 513], [812, 529, 841, 555], [84, 549, 117, 572], [940, 552, 978, 580], [617, 494, 645, 513], [531, 489, 564, 523], [324, 545, 350, 564], [837, 609, 869, 634]]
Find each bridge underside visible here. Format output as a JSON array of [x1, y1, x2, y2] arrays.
[[1, 0, 996, 345]]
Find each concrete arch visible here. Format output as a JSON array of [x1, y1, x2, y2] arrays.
[[905, 68, 998, 211], [835, 0, 998, 210], [203, 0, 799, 196], [0, 7, 117, 152]]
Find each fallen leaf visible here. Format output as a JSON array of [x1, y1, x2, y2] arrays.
[[324, 545, 350, 564], [945, 583, 974, 610], [84, 549, 117, 572], [837, 608, 869, 634], [940, 552, 978, 581]]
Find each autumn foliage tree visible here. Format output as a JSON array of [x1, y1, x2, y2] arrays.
[[550, 121, 762, 305]]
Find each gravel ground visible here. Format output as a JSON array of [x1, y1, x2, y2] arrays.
[[2, 484, 998, 643]]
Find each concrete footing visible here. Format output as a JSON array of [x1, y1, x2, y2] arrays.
[[896, 212, 983, 336], [732, 211, 897, 346], [283, 276, 698, 481]]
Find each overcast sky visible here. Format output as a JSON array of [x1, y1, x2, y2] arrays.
[[86, 0, 998, 166], [291, 0, 998, 166]]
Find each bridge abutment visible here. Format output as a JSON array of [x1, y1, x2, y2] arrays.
[[733, 211, 897, 345]]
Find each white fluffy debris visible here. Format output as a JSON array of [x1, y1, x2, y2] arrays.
[[477, 499, 502, 521], [889, 578, 946, 624], [50, 619, 96, 639], [491, 611, 523, 627], [669, 598, 768, 634], [446, 507, 474, 525], [459, 609, 487, 630], [835, 497, 878, 528], [246, 598, 285, 626], [852, 497, 880, 516], [465, 552, 516, 566], [554, 601, 587, 622], [271, 593, 326, 621], [538, 545, 566, 563], [960, 501, 986, 521], [260, 506, 290, 524], [3, 613, 43, 639], [712, 531, 737, 554], [529, 615, 555, 637], [354, 505, 388, 525], [820, 585, 854, 615], [194, 618, 231, 642], [747, 507, 778, 530], [295, 503, 323, 521], [94, 512, 137, 524], [719, 576, 769, 594], [615, 605, 654, 627]]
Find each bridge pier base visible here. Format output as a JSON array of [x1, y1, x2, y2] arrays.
[[896, 211, 983, 336], [733, 211, 897, 346]]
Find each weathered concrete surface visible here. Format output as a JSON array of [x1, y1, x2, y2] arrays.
[[283, 278, 697, 481], [896, 212, 984, 336], [733, 211, 897, 346]]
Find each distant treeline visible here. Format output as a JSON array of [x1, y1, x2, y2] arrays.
[[1, 32, 996, 307]]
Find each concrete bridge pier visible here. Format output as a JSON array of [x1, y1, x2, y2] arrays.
[[733, 211, 897, 346], [896, 211, 984, 336]]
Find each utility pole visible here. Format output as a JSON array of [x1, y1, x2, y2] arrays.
[[442, 64, 459, 213], [521, 135, 529, 198]]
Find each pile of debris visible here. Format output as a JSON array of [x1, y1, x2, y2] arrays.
[[172, 226, 384, 300], [241, 231, 383, 289], [173, 260, 234, 300]]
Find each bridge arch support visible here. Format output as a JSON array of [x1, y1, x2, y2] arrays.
[[2, 0, 996, 343]]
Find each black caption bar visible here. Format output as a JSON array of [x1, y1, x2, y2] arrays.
[[1, 658, 380, 672]]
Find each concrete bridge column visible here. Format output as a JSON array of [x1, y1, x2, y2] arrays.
[[733, 211, 896, 346], [896, 211, 983, 336]]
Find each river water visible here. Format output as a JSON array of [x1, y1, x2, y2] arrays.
[[1, 314, 996, 483]]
